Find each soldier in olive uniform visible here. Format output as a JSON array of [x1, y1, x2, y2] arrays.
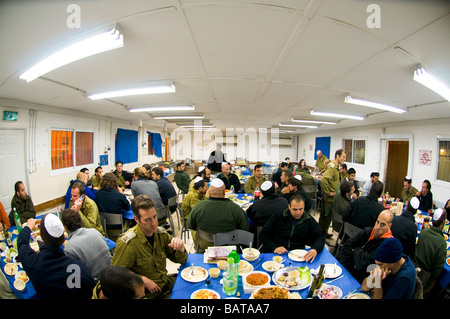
[[111, 195, 187, 299]]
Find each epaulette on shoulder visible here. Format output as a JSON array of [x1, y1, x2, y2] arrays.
[[121, 229, 137, 244]]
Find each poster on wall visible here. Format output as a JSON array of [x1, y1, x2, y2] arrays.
[[418, 150, 432, 166]]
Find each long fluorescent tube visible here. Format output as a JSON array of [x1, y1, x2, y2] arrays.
[[153, 115, 204, 120], [129, 105, 194, 112], [291, 118, 337, 125], [344, 96, 406, 114], [88, 82, 175, 100], [20, 24, 124, 82], [310, 110, 365, 120], [413, 66, 450, 101], [178, 124, 214, 128], [279, 123, 318, 128]]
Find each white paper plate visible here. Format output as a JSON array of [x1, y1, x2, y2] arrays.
[[288, 249, 307, 262], [318, 285, 342, 299], [181, 266, 208, 283]]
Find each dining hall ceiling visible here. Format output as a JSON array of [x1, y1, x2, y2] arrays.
[[0, 0, 449, 136]]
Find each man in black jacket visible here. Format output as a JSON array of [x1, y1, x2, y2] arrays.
[[247, 180, 288, 229], [217, 163, 241, 192], [339, 210, 394, 283], [259, 194, 324, 263], [282, 175, 312, 213], [390, 197, 419, 258]]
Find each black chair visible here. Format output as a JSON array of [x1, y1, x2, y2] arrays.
[[213, 229, 255, 253], [333, 221, 363, 257], [99, 212, 124, 242], [196, 228, 214, 254]]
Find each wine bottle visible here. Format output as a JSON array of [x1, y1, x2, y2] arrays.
[[2, 222, 12, 248], [13, 208, 22, 232], [307, 264, 325, 299]]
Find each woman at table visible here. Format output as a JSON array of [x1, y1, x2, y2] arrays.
[[295, 159, 310, 174]]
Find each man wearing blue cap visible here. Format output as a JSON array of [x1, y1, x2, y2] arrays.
[[361, 237, 416, 299]]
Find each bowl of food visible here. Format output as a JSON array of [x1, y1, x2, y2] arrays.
[[216, 260, 228, 270], [262, 261, 281, 273], [208, 267, 220, 279], [242, 248, 260, 262], [318, 285, 342, 299], [244, 271, 270, 287], [4, 263, 18, 276], [13, 279, 26, 292]]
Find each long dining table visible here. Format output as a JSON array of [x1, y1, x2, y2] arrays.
[[170, 248, 362, 299]]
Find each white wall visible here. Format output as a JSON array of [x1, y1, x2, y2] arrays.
[[0, 99, 164, 207], [296, 119, 450, 207]]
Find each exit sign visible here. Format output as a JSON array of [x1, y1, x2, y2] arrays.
[[3, 111, 18, 121]]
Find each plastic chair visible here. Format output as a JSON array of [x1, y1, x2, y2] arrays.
[[333, 221, 363, 257], [302, 185, 317, 215], [176, 203, 190, 242], [213, 229, 255, 253], [156, 205, 175, 234], [99, 212, 124, 241], [196, 228, 215, 253]]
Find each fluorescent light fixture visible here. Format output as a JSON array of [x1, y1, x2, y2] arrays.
[[88, 82, 175, 100], [291, 118, 337, 125], [129, 105, 194, 113], [344, 95, 406, 114], [279, 123, 318, 129], [153, 115, 204, 120], [413, 66, 450, 101], [178, 124, 214, 128], [20, 24, 124, 82], [310, 110, 365, 120]]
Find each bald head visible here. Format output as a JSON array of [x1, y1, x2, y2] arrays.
[[210, 184, 225, 198], [373, 210, 394, 239]]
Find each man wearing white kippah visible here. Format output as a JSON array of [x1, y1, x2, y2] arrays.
[[182, 176, 209, 220], [413, 208, 447, 296], [187, 178, 249, 251], [188, 166, 211, 191], [17, 214, 95, 299]]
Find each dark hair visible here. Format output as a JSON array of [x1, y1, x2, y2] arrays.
[[404, 177, 412, 184], [80, 167, 89, 173], [99, 266, 144, 299], [254, 164, 263, 170], [131, 195, 156, 219], [289, 194, 305, 205], [340, 163, 347, 170], [40, 214, 65, 247], [423, 179, 431, 190], [60, 208, 82, 233], [71, 181, 86, 195], [299, 159, 306, 167], [335, 148, 346, 158], [283, 170, 294, 179], [348, 168, 356, 175], [100, 172, 119, 190], [193, 179, 207, 190], [340, 180, 354, 198], [142, 164, 151, 171], [280, 162, 289, 168], [370, 172, 380, 178], [14, 181, 23, 193], [152, 167, 164, 178], [176, 162, 184, 169], [369, 180, 384, 198], [115, 160, 123, 167], [287, 176, 302, 188], [95, 166, 103, 173]]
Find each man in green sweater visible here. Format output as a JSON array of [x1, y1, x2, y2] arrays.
[[174, 162, 190, 194], [187, 178, 249, 251], [9, 181, 36, 225], [413, 208, 447, 296]]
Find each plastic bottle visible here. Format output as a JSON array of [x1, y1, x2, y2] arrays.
[[230, 185, 235, 194], [13, 208, 22, 232], [223, 250, 240, 296], [254, 184, 261, 200]]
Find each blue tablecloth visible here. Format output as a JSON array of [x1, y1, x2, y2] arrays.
[[170, 249, 361, 299], [1, 213, 116, 299]]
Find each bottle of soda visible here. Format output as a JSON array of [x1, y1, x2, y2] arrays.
[[254, 184, 260, 200], [13, 208, 22, 232], [223, 250, 240, 296]]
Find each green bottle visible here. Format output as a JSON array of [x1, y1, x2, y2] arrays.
[[223, 250, 240, 296], [307, 264, 325, 299], [13, 208, 22, 232]]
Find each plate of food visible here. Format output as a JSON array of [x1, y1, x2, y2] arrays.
[[244, 271, 271, 287], [191, 289, 220, 299], [250, 286, 300, 299], [181, 266, 208, 283], [346, 292, 372, 299], [318, 285, 342, 299], [15, 270, 29, 283], [4, 263, 18, 276], [272, 266, 312, 290], [288, 249, 307, 262], [239, 260, 253, 276]]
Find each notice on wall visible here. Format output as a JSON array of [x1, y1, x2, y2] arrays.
[[419, 150, 432, 166]]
